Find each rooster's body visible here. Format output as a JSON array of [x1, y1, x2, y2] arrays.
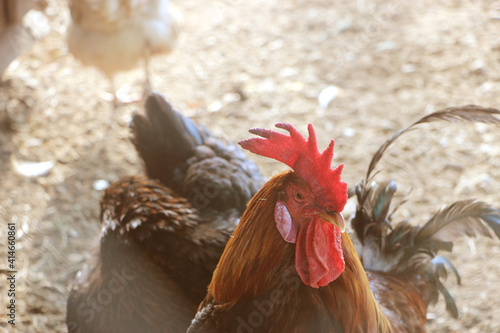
[[189, 107, 500, 333], [189, 170, 390, 332], [66, 93, 264, 332]]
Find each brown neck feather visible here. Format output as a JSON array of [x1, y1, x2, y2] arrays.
[[209, 171, 295, 303], [209, 170, 393, 332], [328, 234, 394, 332]]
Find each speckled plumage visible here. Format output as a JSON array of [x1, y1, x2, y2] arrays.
[[67, 93, 264, 332]]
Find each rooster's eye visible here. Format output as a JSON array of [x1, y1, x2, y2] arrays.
[[295, 192, 304, 200]]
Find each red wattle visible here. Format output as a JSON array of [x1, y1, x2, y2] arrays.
[[295, 216, 344, 288]]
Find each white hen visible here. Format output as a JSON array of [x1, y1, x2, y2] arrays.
[[67, 0, 181, 104]]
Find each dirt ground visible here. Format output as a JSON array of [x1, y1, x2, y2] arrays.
[[0, 0, 499, 332]]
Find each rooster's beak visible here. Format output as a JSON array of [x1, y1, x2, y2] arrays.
[[318, 211, 345, 233]]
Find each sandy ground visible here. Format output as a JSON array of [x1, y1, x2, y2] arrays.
[[0, 0, 499, 332]]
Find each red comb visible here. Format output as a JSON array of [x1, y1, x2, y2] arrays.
[[239, 123, 347, 212]]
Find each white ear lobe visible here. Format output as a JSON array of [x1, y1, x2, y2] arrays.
[[274, 199, 298, 243]]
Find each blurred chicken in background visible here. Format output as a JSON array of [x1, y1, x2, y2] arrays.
[[67, 0, 181, 105]]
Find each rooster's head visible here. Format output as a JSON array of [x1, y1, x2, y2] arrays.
[[239, 123, 348, 288]]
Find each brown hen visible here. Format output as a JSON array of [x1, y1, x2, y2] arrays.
[[66, 93, 264, 332]]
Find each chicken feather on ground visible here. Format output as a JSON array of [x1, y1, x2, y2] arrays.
[[66, 93, 264, 332], [189, 106, 500, 333], [67, 0, 181, 104]]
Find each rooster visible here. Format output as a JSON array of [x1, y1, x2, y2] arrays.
[[66, 93, 264, 332], [188, 106, 500, 332], [67, 0, 181, 104]]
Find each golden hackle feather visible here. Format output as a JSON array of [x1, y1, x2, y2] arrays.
[[209, 171, 295, 304]]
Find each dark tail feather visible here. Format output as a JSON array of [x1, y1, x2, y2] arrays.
[[414, 200, 500, 249], [436, 279, 459, 319], [352, 180, 397, 245], [131, 92, 208, 188], [364, 105, 500, 188], [351, 105, 500, 320], [393, 200, 500, 317]]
